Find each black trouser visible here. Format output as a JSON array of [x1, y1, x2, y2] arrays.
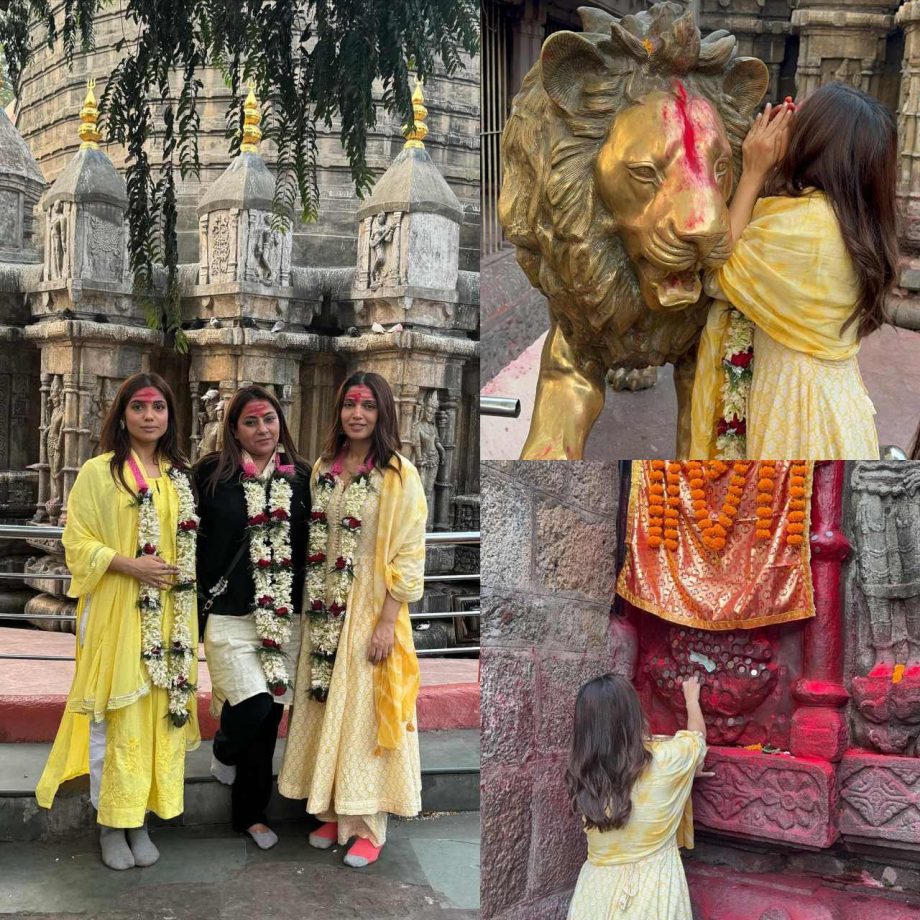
[[212, 693, 284, 833]]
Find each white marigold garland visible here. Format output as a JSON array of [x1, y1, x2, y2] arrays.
[[128, 457, 198, 728], [305, 456, 374, 702], [716, 308, 755, 460], [241, 458, 295, 696]]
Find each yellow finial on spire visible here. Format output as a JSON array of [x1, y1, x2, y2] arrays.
[[79, 80, 101, 150], [240, 83, 262, 154], [402, 75, 428, 150]]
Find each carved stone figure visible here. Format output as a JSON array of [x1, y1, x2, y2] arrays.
[[198, 388, 224, 457], [499, 3, 768, 458], [413, 391, 445, 524], [44, 376, 64, 518], [849, 462, 920, 755], [369, 211, 398, 288], [50, 202, 68, 280], [210, 213, 231, 279], [253, 215, 281, 284]]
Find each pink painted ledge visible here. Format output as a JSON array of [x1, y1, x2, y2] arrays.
[[693, 746, 838, 849], [0, 627, 479, 740]]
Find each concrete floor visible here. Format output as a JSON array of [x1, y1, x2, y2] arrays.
[[0, 812, 480, 918]]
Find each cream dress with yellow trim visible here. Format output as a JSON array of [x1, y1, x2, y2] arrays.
[[567, 731, 706, 920], [277, 462, 424, 847], [35, 453, 199, 828]]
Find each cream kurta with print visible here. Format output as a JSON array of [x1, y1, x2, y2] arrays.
[[35, 453, 199, 827], [567, 731, 706, 920], [278, 461, 424, 826]]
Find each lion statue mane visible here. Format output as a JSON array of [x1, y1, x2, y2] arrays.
[[499, 3, 770, 422]]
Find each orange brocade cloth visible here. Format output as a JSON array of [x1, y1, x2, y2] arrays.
[[616, 461, 815, 631]]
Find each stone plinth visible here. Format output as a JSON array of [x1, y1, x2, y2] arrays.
[[791, 3, 894, 101], [692, 747, 838, 849], [838, 749, 920, 849]]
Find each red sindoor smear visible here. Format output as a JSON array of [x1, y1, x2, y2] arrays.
[[674, 81, 701, 176]]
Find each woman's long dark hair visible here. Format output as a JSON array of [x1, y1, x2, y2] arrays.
[[765, 82, 899, 339], [99, 373, 187, 493], [321, 371, 402, 473], [199, 385, 305, 496], [911, 421, 920, 461], [565, 673, 652, 833]]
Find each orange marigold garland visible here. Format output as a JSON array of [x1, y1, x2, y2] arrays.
[[786, 461, 808, 547], [755, 461, 776, 541], [648, 460, 666, 549], [664, 462, 681, 551]]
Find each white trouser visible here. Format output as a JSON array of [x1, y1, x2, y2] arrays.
[[89, 717, 107, 810]]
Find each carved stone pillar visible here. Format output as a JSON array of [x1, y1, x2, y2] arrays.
[[434, 393, 458, 532], [893, 2, 920, 326], [791, 2, 894, 100], [790, 460, 850, 762], [33, 373, 52, 522]]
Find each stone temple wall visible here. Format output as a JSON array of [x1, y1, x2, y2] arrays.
[[13, 1, 481, 272], [480, 461, 627, 920]]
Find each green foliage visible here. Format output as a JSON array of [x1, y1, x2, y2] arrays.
[[0, 46, 15, 106], [0, 0, 479, 348]]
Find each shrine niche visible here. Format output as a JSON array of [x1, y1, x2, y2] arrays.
[[618, 461, 851, 847]]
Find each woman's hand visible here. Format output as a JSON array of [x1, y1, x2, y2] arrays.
[[681, 673, 702, 703], [129, 555, 179, 589], [742, 101, 794, 185], [368, 619, 396, 664]]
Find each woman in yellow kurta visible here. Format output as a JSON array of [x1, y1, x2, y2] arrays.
[[278, 371, 427, 869], [35, 373, 199, 870], [566, 673, 708, 920], [690, 82, 899, 460]]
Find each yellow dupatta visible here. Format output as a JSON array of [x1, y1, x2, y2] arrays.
[[688, 192, 860, 458], [370, 455, 428, 753]]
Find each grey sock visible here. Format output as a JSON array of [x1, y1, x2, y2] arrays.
[[99, 826, 135, 870], [210, 753, 236, 786], [126, 825, 160, 867], [246, 826, 279, 850]]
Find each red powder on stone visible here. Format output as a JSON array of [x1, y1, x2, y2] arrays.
[[674, 81, 701, 176]]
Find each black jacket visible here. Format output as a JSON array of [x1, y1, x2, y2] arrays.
[[193, 456, 311, 617]]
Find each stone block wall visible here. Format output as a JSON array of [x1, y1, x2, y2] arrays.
[[480, 461, 633, 920]]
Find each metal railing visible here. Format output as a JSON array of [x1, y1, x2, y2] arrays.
[[0, 524, 480, 660]]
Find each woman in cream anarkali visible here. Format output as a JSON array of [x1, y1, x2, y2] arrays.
[[278, 371, 427, 869], [690, 83, 898, 461]]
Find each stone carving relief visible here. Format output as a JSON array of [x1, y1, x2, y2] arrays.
[[248, 212, 282, 285], [849, 462, 920, 756], [692, 748, 836, 847], [209, 213, 232, 281], [85, 214, 124, 281], [368, 211, 401, 289], [88, 378, 118, 456], [412, 390, 445, 527], [44, 375, 65, 522], [48, 202, 70, 281], [0, 189, 21, 250], [646, 626, 778, 744], [198, 388, 225, 458], [838, 752, 920, 846]]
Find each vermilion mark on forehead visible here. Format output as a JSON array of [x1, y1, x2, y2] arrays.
[[674, 81, 701, 176], [132, 388, 165, 402], [240, 400, 274, 419], [345, 386, 375, 402]]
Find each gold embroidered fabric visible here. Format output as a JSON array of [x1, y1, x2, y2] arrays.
[[616, 461, 815, 630], [567, 731, 706, 920], [278, 457, 424, 829]]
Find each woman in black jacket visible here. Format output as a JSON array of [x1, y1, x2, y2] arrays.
[[194, 385, 310, 849]]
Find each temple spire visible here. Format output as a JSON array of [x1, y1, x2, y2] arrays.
[[402, 76, 429, 150], [78, 80, 101, 150], [240, 84, 262, 153]]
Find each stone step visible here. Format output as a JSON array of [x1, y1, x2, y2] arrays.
[[0, 728, 480, 842]]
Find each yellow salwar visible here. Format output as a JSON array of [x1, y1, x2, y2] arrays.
[[35, 453, 199, 827], [278, 455, 427, 846], [689, 191, 879, 460], [567, 731, 706, 920]]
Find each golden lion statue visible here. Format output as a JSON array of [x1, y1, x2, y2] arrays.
[[499, 2, 769, 459]]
